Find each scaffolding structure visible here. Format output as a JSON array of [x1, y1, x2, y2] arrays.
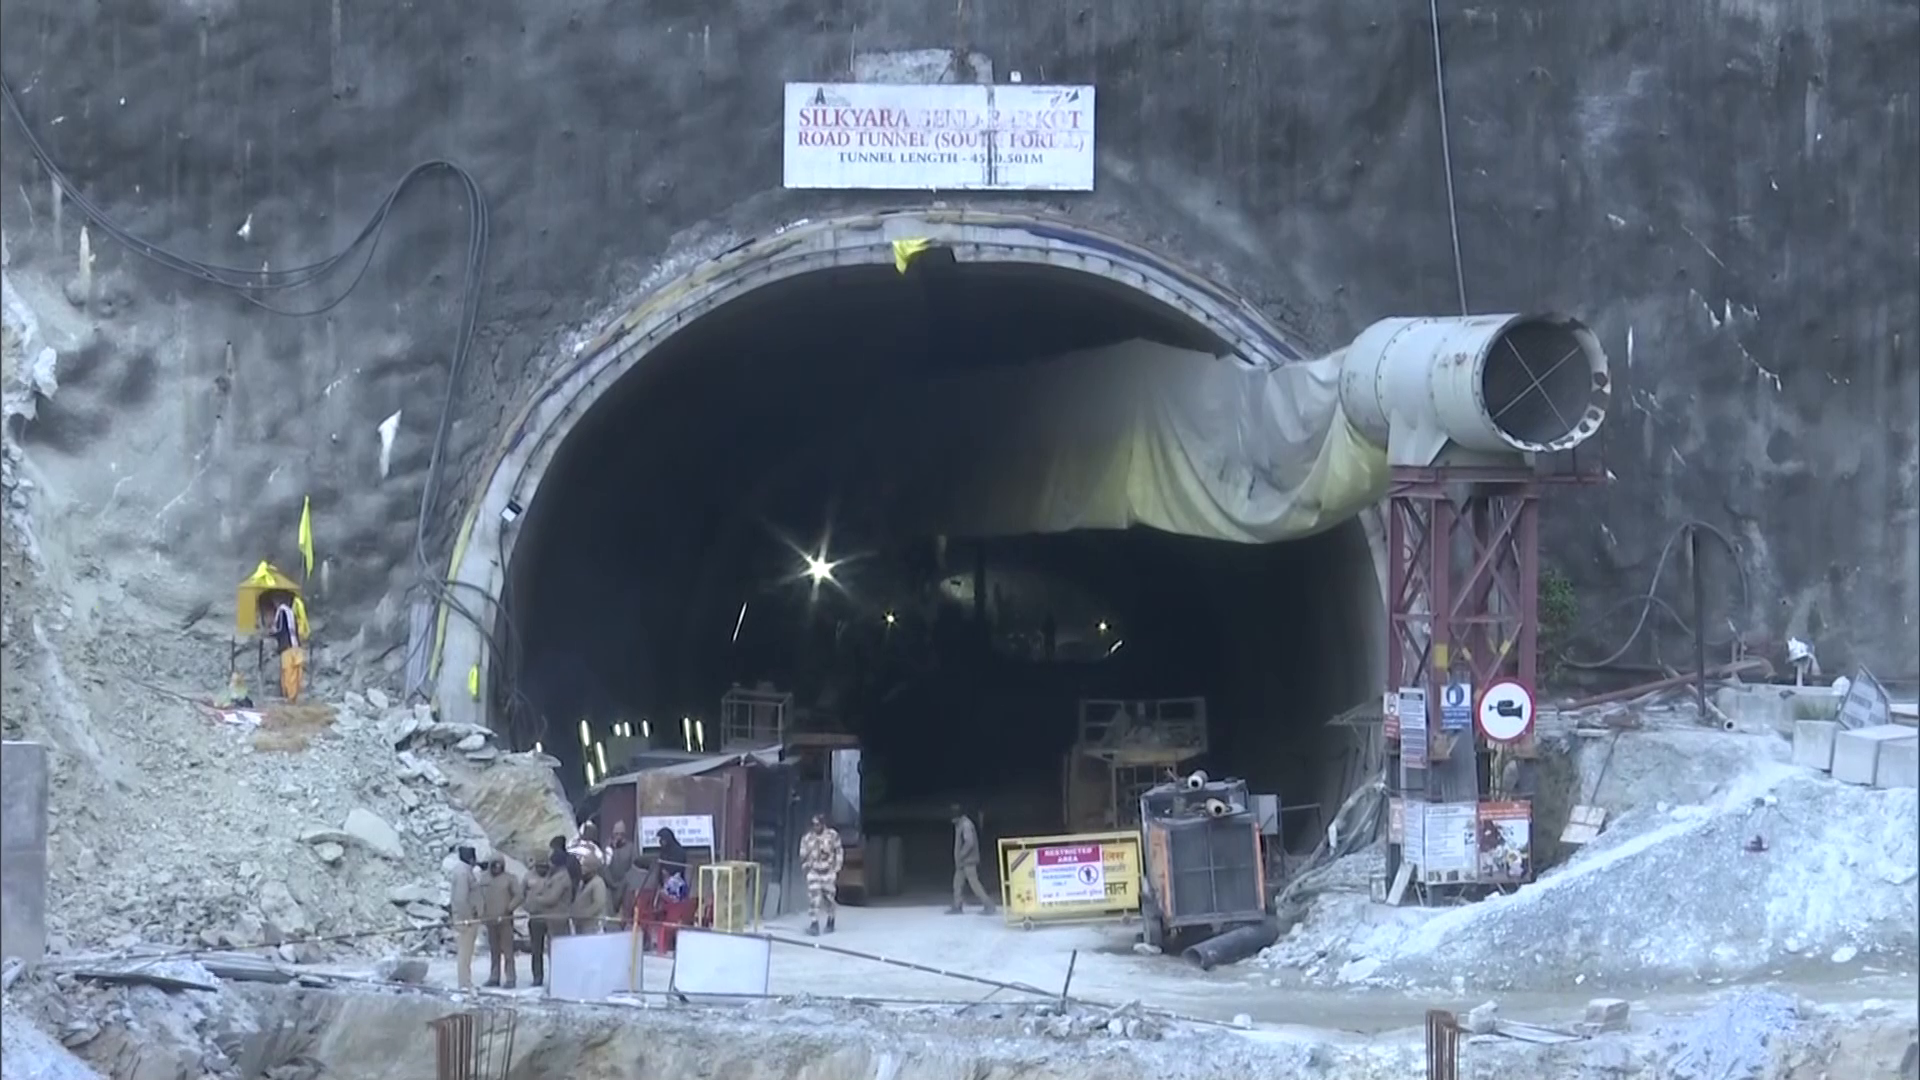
[[1382, 457, 1603, 888], [720, 686, 792, 750], [1064, 697, 1209, 831]]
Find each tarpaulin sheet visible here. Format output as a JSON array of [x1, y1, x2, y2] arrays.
[[866, 339, 1388, 543]]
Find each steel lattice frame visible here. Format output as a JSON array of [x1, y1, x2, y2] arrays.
[[1385, 466, 1543, 702]]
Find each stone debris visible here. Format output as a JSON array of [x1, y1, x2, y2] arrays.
[[10, 630, 564, 965], [340, 808, 405, 860], [373, 956, 428, 984], [1581, 998, 1631, 1035], [1655, 990, 1800, 1080], [1020, 999, 1166, 1042], [1259, 736, 1918, 994]]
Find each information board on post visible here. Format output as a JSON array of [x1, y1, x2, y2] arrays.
[[997, 830, 1140, 925], [639, 814, 714, 850], [1398, 686, 1429, 774], [1440, 680, 1474, 732], [1034, 844, 1108, 904], [1477, 801, 1534, 883], [1419, 803, 1478, 883], [783, 82, 1096, 191], [1401, 798, 1426, 871]]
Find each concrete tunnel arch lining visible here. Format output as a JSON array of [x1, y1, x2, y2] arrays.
[[430, 208, 1376, 730]]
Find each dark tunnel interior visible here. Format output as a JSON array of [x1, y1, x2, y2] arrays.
[[498, 257, 1381, 881]]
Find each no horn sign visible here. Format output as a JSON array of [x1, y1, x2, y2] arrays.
[[1475, 679, 1535, 743]]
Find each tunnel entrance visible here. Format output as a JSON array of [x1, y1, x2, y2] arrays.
[[453, 214, 1383, 895]]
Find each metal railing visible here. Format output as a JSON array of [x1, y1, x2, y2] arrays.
[[428, 1008, 517, 1080], [1425, 1008, 1459, 1080]]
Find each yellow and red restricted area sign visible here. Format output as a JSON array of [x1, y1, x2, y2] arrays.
[[997, 830, 1142, 928]]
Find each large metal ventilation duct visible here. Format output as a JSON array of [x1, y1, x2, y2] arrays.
[[1336, 314, 1612, 467]]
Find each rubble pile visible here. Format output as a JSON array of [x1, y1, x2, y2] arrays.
[[1653, 990, 1801, 1080], [1270, 762, 1919, 992], [6, 960, 261, 1080], [1257, 889, 1436, 983], [34, 679, 568, 963], [1021, 999, 1168, 1042], [2, 1000, 106, 1080]]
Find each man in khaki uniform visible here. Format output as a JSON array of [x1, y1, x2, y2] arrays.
[[948, 805, 997, 915], [571, 860, 611, 934], [479, 855, 524, 988], [522, 854, 571, 987], [448, 846, 482, 989]]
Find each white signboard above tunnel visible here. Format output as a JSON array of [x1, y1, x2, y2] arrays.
[[783, 82, 1096, 192]]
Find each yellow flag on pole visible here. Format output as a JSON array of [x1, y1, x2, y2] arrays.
[[297, 497, 315, 578]]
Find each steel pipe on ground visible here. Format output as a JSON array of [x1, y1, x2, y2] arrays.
[[1181, 919, 1281, 971]]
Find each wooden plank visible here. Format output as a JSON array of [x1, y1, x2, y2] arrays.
[[1560, 805, 1608, 845], [1386, 861, 1414, 906]]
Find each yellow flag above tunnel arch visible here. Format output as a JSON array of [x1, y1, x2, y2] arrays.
[[892, 238, 933, 274]]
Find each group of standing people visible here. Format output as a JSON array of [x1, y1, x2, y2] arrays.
[[446, 818, 693, 990], [445, 807, 1001, 988]]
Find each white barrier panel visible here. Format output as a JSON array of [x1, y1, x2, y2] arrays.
[[547, 933, 637, 1002], [670, 929, 771, 998]]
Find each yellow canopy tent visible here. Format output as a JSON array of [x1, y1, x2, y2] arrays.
[[236, 560, 310, 640]]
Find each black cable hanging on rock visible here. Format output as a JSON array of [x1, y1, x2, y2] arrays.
[[0, 75, 526, 698], [1427, 0, 1470, 315]]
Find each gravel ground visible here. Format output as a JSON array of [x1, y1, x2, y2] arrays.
[[1304, 764, 1918, 994]]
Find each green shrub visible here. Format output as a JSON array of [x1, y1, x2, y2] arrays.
[[1538, 568, 1578, 684]]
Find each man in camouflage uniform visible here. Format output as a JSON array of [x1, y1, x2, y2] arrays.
[[798, 813, 844, 936]]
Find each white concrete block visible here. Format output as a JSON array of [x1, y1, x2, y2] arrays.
[[1831, 725, 1918, 787], [1874, 737, 1919, 790], [1792, 720, 1841, 772]]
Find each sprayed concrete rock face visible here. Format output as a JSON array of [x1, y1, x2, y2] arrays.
[[0, 0, 1912, 684], [441, 754, 576, 866]]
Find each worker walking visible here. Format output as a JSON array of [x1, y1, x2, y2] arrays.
[[522, 854, 570, 987], [448, 846, 483, 990], [799, 813, 844, 936], [480, 855, 523, 989], [948, 805, 997, 915]]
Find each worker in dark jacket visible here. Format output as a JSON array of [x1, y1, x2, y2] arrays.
[[479, 855, 524, 989], [603, 821, 636, 905], [522, 855, 572, 987]]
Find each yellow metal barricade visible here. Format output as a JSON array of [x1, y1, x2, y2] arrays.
[[997, 830, 1142, 930], [698, 861, 763, 933]]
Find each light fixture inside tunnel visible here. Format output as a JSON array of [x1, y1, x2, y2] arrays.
[[577, 720, 590, 747], [884, 610, 896, 626], [1097, 620, 1110, 636], [803, 553, 839, 585], [594, 742, 608, 774]]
